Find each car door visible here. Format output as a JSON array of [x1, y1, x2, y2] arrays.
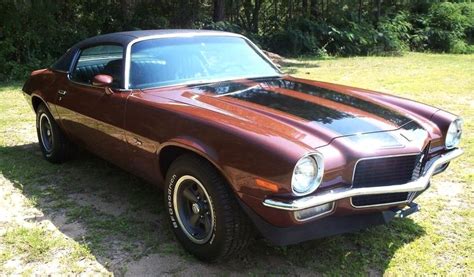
[[55, 44, 131, 169]]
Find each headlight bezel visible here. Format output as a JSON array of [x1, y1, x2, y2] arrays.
[[291, 153, 324, 196], [445, 118, 463, 149]]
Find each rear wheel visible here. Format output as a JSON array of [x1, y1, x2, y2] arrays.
[[36, 103, 71, 163], [165, 154, 253, 262]]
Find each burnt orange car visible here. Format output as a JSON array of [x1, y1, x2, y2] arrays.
[[22, 30, 463, 262]]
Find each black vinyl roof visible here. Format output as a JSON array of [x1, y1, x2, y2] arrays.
[[51, 29, 235, 72], [74, 29, 233, 48]]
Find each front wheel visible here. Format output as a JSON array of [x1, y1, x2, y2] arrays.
[[36, 103, 71, 163], [165, 154, 253, 262]]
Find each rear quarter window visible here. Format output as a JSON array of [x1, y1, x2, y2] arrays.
[[51, 48, 77, 72]]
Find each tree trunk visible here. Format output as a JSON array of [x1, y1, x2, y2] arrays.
[[302, 0, 308, 17], [321, 0, 324, 20], [274, 0, 278, 18], [174, 0, 198, 28], [120, 0, 131, 21], [358, 0, 362, 22], [375, 0, 382, 25], [310, 0, 318, 18], [213, 0, 226, 22], [288, 0, 293, 22], [229, 0, 234, 22], [252, 0, 263, 33]]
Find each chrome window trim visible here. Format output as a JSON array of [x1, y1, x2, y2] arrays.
[[263, 148, 463, 211], [67, 77, 131, 93], [68, 43, 126, 88], [123, 32, 283, 90], [51, 69, 69, 74]]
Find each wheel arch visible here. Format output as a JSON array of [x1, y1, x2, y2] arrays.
[[31, 94, 51, 114], [32, 95, 44, 113], [157, 141, 235, 192]]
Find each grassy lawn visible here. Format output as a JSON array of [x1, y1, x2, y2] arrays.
[[0, 53, 472, 275]]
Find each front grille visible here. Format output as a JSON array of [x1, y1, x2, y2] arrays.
[[352, 192, 409, 207], [351, 151, 428, 207], [353, 155, 421, 188]]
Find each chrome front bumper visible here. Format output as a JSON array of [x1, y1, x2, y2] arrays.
[[263, 148, 463, 211]]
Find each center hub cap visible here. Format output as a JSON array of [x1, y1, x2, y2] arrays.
[[192, 203, 200, 214]]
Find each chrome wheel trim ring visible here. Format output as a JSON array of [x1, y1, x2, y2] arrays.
[[173, 175, 215, 244], [39, 113, 53, 153]]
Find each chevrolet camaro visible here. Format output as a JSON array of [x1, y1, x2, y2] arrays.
[[22, 30, 463, 261]]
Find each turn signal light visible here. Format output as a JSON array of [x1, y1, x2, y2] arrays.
[[255, 179, 279, 192], [294, 202, 334, 221]]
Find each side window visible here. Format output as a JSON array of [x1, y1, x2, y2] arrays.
[[71, 45, 123, 88]]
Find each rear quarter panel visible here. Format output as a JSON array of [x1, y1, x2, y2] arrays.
[[22, 69, 61, 120]]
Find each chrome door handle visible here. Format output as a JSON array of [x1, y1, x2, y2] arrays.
[[58, 90, 67, 96]]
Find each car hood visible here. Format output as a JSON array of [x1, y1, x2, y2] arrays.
[[146, 76, 426, 149]]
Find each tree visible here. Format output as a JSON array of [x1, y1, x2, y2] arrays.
[[213, 0, 226, 22], [375, 0, 382, 25], [310, 0, 318, 18]]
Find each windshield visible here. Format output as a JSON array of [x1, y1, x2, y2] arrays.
[[129, 36, 280, 89]]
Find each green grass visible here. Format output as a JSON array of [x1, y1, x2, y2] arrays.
[[3, 226, 68, 263], [0, 225, 94, 273], [0, 53, 472, 275]]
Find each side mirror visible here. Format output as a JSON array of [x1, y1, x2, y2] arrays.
[[92, 74, 113, 87], [92, 74, 114, 95]]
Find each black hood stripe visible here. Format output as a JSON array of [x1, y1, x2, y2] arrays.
[[276, 80, 410, 126], [228, 87, 392, 136], [194, 78, 413, 136]]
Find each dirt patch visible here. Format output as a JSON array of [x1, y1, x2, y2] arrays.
[[423, 180, 468, 209], [436, 181, 463, 197], [125, 254, 220, 276], [50, 213, 87, 240], [69, 192, 129, 217]]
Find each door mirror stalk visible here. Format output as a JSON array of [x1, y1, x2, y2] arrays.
[[92, 74, 115, 95]]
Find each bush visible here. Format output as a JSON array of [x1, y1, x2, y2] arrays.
[[129, 2, 169, 30], [0, 1, 123, 81], [327, 20, 379, 56], [204, 21, 261, 45], [265, 18, 396, 57], [425, 2, 473, 52], [377, 12, 412, 53], [265, 18, 321, 56]]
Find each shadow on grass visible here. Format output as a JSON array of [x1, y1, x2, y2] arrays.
[[0, 143, 426, 275], [280, 60, 321, 75]]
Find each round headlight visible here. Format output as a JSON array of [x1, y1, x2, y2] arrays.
[[445, 118, 463, 149], [291, 153, 324, 196]]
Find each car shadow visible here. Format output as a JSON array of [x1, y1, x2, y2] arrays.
[[0, 143, 426, 275]]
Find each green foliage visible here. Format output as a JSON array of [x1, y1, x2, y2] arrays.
[[129, 2, 169, 30], [0, 0, 473, 81], [0, 0, 126, 81], [205, 21, 243, 33], [425, 2, 474, 53], [265, 2, 473, 57], [265, 18, 321, 56], [378, 12, 413, 53]]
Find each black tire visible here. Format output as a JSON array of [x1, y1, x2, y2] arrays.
[[36, 103, 71, 163], [165, 154, 253, 262]]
